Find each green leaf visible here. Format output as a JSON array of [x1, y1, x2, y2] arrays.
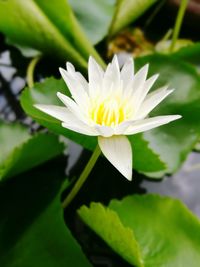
[[109, 0, 158, 36], [79, 194, 200, 266], [135, 54, 200, 176], [78, 203, 144, 267], [0, 0, 103, 69], [0, 121, 64, 180], [20, 77, 165, 175], [0, 160, 91, 267], [69, 0, 115, 45]]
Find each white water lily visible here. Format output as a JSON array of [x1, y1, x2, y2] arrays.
[[35, 55, 181, 181]]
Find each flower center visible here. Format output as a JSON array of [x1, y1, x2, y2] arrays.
[[91, 98, 126, 126]]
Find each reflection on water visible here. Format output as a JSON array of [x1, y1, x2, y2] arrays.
[[0, 48, 26, 122], [143, 152, 200, 217]]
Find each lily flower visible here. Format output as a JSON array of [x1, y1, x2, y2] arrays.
[[35, 55, 181, 181]]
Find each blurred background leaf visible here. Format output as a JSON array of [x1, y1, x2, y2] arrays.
[[68, 0, 115, 45], [0, 0, 103, 70], [173, 42, 200, 65], [109, 0, 159, 36]]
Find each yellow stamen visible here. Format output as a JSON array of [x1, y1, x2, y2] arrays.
[[91, 98, 126, 126]]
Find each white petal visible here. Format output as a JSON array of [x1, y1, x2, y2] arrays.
[[57, 92, 88, 123], [103, 63, 114, 93], [124, 64, 149, 99], [59, 67, 89, 108], [88, 56, 104, 98], [111, 55, 120, 81], [103, 55, 121, 95], [121, 57, 134, 83], [121, 58, 134, 99], [114, 120, 136, 135], [132, 74, 159, 111], [124, 115, 182, 135], [136, 87, 173, 119], [66, 62, 75, 73], [132, 64, 149, 91], [98, 135, 132, 180], [34, 104, 73, 122], [95, 125, 114, 137], [34, 104, 97, 137], [76, 72, 89, 93], [66, 62, 88, 93], [62, 122, 98, 136]]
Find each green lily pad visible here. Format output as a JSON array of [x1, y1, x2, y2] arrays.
[[0, 121, 64, 181], [20, 77, 166, 175], [135, 54, 200, 176], [78, 202, 143, 267], [78, 194, 200, 266], [0, 159, 91, 267]]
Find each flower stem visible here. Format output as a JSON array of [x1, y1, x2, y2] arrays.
[[169, 0, 188, 53], [26, 55, 41, 87], [161, 28, 173, 43], [62, 145, 101, 208]]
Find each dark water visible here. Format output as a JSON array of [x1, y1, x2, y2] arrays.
[[1, 38, 200, 267]]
